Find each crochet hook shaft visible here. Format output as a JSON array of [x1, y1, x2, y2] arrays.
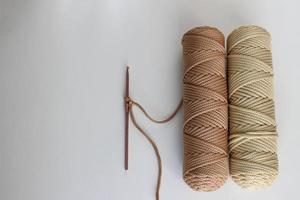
[[124, 66, 129, 170]]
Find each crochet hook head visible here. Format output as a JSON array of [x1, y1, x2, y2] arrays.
[[124, 66, 130, 170]]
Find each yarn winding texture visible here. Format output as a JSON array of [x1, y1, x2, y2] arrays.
[[227, 25, 278, 189], [182, 26, 229, 191]]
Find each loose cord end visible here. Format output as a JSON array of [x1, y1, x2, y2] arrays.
[[122, 65, 181, 199]]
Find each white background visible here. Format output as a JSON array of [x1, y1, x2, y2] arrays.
[[0, 0, 299, 200]]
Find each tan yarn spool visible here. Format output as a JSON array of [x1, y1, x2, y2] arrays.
[[227, 25, 278, 189], [182, 27, 229, 191]]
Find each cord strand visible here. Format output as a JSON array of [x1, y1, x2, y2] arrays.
[[126, 97, 182, 200]]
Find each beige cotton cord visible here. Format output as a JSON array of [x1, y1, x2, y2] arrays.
[[227, 25, 278, 189], [182, 26, 229, 191]]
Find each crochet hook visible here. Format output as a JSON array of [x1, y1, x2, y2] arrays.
[[124, 66, 129, 170]]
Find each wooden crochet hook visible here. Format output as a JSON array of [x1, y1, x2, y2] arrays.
[[124, 66, 130, 170]]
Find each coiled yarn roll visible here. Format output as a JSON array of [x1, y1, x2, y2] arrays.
[[227, 26, 278, 189], [182, 27, 229, 191]]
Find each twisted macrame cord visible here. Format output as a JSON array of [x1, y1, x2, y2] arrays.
[[124, 25, 279, 200], [227, 25, 278, 189], [181, 26, 229, 191]]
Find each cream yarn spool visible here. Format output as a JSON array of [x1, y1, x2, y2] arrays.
[[227, 25, 278, 189]]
